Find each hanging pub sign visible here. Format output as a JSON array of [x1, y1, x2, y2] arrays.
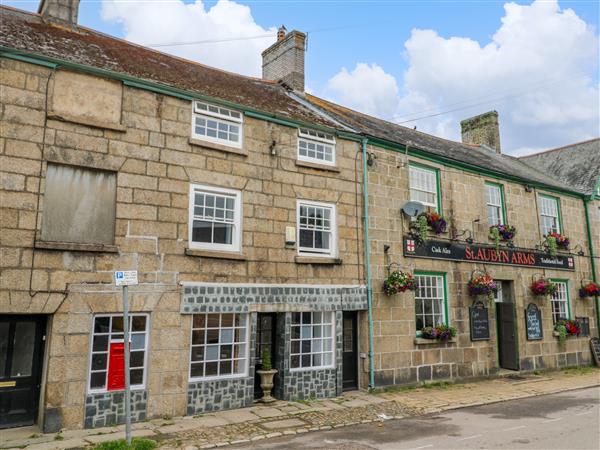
[[525, 303, 543, 341], [469, 301, 490, 341], [403, 237, 575, 271]]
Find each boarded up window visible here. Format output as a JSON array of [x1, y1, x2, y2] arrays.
[[49, 71, 123, 129], [41, 164, 116, 245]]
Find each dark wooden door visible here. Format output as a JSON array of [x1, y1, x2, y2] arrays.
[[0, 315, 46, 429], [254, 313, 277, 399], [496, 303, 519, 370], [342, 312, 358, 391]]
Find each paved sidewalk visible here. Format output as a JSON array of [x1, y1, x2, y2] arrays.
[[2, 368, 598, 450]]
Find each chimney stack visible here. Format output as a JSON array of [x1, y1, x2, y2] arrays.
[[460, 111, 501, 153], [262, 25, 306, 92], [38, 0, 80, 28]]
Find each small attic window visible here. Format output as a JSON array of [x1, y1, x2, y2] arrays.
[[192, 101, 243, 148], [298, 128, 336, 165]]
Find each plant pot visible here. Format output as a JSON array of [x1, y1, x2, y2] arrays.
[[256, 369, 278, 403]]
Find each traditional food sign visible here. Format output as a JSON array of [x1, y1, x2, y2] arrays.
[[403, 238, 575, 271]]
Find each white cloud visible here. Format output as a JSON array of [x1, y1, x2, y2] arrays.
[[101, 0, 276, 77], [325, 0, 599, 155]]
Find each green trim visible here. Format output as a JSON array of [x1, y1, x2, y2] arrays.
[[550, 279, 571, 320], [123, 80, 192, 101], [583, 200, 600, 337], [408, 162, 442, 214], [538, 193, 563, 234], [244, 111, 299, 129], [414, 271, 449, 336], [2, 52, 58, 68], [485, 181, 507, 225]]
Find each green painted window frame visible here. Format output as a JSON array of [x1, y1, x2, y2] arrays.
[[549, 279, 571, 323], [408, 162, 442, 213], [485, 181, 507, 226], [538, 193, 563, 235], [413, 271, 449, 336]]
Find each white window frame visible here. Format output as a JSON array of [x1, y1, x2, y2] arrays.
[[550, 281, 570, 324], [296, 200, 337, 257], [485, 183, 504, 226], [539, 195, 561, 236], [87, 313, 149, 394], [414, 274, 447, 334], [409, 165, 438, 209], [189, 313, 250, 382], [290, 311, 336, 371], [297, 128, 336, 166], [188, 184, 242, 253], [191, 101, 243, 148]]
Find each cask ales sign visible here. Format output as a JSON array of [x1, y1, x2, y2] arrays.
[[403, 238, 575, 271]]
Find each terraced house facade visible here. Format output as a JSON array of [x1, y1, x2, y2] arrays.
[[1, 0, 598, 433]]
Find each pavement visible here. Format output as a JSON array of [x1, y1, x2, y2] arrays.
[[1, 367, 599, 450]]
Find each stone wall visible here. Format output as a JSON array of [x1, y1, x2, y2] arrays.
[[84, 390, 147, 429], [362, 143, 597, 388]]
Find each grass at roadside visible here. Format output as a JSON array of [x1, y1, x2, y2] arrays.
[[92, 438, 157, 450], [562, 366, 599, 376]]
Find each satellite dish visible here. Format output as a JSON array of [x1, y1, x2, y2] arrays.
[[402, 201, 425, 217]]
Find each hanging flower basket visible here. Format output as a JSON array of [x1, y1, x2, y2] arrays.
[[579, 282, 600, 298], [545, 232, 570, 255], [468, 273, 498, 298], [489, 224, 516, 247], [554, 319, 580, 344], [421, 324, 457, 342], [383, 270, 417, 295], [530, 278, 558, 297], [425, 212, 448, 235]]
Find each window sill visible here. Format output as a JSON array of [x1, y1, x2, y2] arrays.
[[47, 111, 126, 132], [552, 331, 578, 338], [295, 160, 340, 173], [295, 256, 342, 265], [35, 241, 118, 253], [185, 248, 246, 260], [414, 337, 457, 345], [189, 137, 248, 156]]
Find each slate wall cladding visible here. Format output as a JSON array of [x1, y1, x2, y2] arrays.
[[181, 284, 367, 313], [84, 390, 147, 429], [186, 313, 257, 414]]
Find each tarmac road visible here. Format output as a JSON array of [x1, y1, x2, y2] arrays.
[[231, 386, 600, 450]]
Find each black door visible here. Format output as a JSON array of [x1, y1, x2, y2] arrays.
[[342, 312, 358, 390], [496, 303, 519, 370], [0, 315, 46, 429], [254, 313, 277, 399]]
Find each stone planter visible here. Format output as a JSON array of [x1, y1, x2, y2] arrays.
[[256, 369, 278, 403]]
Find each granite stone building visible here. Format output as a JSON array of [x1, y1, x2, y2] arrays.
[[1, 0, 598, 433]]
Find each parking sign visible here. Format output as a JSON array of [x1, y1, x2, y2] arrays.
[[114, 270, 138, 286]]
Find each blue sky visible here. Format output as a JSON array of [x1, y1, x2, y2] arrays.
[[4, 1, 599, 154]]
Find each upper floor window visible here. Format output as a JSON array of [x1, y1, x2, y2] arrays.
[[189, 184, 242, 253], [485, 182, 505, 226], [298, 128, 336, 165], [409, 164, 439, 210], [550, 281, 570, 323], [297, 200, 336, 257], [192, 101, 243, 148], [539, 195, 561, 236]]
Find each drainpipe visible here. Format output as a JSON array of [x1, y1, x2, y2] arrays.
[[361, 138, 375, 389], [583, 199, 600, 337]]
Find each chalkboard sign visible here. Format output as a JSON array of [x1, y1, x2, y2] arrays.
[[576, 317, 590, 337], [525, 303, 543, 340], [590, 338, 600, 368], [469, 301, 490, 341]]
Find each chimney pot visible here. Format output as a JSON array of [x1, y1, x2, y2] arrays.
[[38, 0, 80, 28], [262, 28, 306, 92], [460, 111, 501, 153]]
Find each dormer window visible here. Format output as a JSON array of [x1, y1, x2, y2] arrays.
[[192, 101, 243, 148], [298, 128, 336, 165]]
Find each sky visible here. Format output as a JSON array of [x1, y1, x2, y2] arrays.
[[4, 0, 599, 156]]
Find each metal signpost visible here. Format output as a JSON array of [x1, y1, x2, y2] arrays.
[[115, 270, 138, 445]]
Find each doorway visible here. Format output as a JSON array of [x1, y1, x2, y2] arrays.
[[495, 282, 519, 370], [254, 313, 277, 399], [0, 315, 46, 429], [342, 311, 358, 391]]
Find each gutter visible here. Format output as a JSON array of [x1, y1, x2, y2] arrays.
[[583, 198, 600, 337], [361, 138, 375, 389]]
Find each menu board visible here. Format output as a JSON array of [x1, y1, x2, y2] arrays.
[[525, 303, 543, 340], [469, 301, 490, 341]]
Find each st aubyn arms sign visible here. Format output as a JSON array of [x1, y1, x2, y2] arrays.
[[403, 237, 575, 271]]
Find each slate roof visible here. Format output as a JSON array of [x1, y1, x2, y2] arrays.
[[0, 5, 588, 195], [519, 138, 600, 195]]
